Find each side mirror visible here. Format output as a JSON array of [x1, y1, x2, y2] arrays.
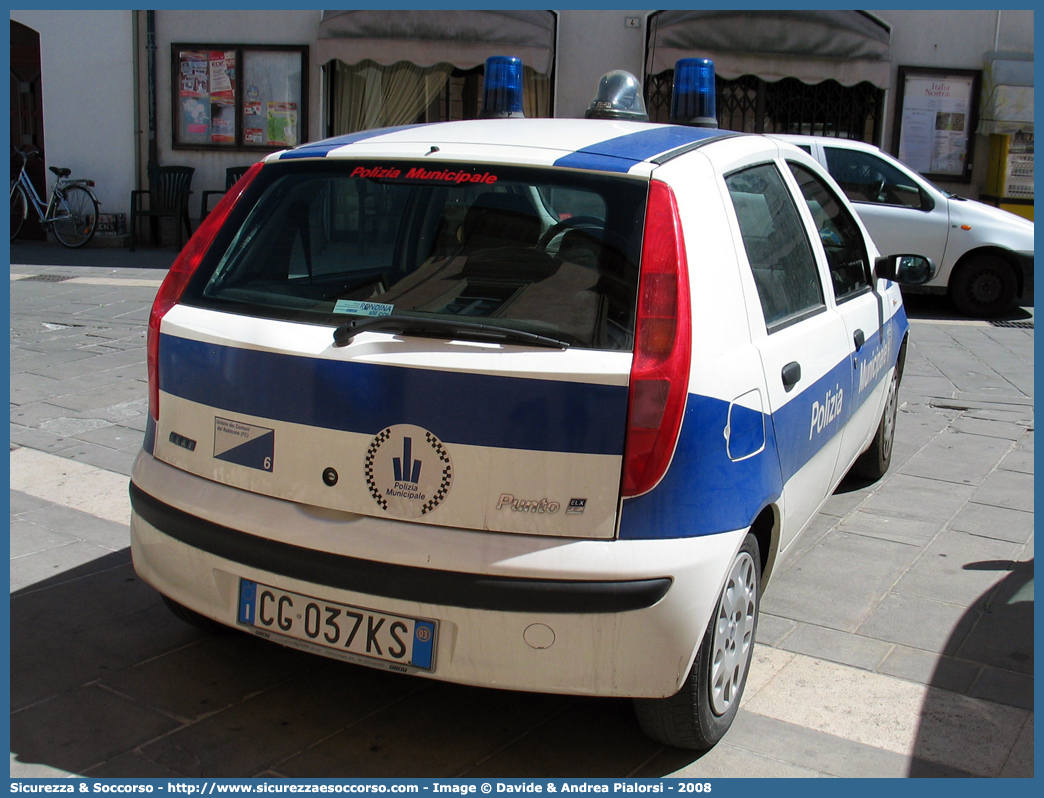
[[874, 254, 937, 285]]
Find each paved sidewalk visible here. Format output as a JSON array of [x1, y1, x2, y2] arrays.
[[8, 243, 1034, 778]]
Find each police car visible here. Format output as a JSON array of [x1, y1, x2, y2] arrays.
[[130, 58, 933, 750]]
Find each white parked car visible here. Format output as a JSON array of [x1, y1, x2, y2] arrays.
[[772, 134, 1033, 317], [130, 95, 933, 750]]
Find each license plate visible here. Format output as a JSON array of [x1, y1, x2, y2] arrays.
[[237, 579, 436, 672]]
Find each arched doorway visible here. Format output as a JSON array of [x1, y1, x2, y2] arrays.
[[10, 20, 46, 240]]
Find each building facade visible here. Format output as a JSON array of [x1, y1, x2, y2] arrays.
[[9, 9, 1034, 233]]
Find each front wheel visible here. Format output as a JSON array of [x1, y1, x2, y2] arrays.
[[10, 185, 27, 241], [948, 255, 1017, 318], [634, 533, 761, 750], [50, 185, 99, 248]]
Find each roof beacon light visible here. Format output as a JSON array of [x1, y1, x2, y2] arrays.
[[670, 58, 718, 128], [585, 70, 649, 122], [480, 56, 525, 119]]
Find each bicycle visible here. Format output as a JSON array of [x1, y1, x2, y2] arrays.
[[10, 147, 100, 248]]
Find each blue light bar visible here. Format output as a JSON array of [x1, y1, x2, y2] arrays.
[[480, 56, 525, 119], [670, 58, 718, 128]]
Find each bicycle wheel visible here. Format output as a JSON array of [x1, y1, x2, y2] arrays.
[[51, 185, 99, 248], [10, 185, 27, 241]]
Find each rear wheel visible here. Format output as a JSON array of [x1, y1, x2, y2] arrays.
[[51, 185, 99, 248], [853, 366, 899, 481], [949, 255, 1017, 318], [634, 533, 761, 750], [10, 186, 27, 241]]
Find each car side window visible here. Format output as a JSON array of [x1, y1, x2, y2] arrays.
[[726, 163, 825, 331], [823, 147, 924, 209], [787, 161, 872, 302]]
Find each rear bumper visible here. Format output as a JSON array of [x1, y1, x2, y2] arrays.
[[130, 450, 745, 698]]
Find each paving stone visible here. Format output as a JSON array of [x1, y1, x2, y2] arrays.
[[9, 516, 78, 559], [641, 735, 826, 778], [859, 473, 975, 524], [9, 488, 52, 514], [9, 539, 127, 593], [762, 531, 921, 633], [9, 685, 180, 775], [949, 502, 1035, 544], [949, 416, 1030, 440], [876, 646, 980, 693], [778, 622, 893, 671], [52, 439, 139, 475], [998, 448, 1034, 475], [709, 709, 973, 778], [100, 633, 323, 722], [837, 508, 941, 546], [18, 501, 131, 551], [892, 529, 1022, 608], [954, 561, 1034, 675], [751, 612, 797, 648], [970, 666, 1034, 711], [857, 593, 977, 655], [138, 661, 424, 778], [898, 428, 1013, 486], [970, 469, 1034, 513], [999, 714, 1035, 777]]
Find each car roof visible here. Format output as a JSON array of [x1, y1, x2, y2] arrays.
[[769, 133, 883, 154], [268, 119, 743, 175]]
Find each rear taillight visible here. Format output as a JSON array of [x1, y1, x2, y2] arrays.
[[621, 180, 692, 498], [147, 161, 263, 421]]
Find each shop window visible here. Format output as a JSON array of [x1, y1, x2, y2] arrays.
[[173, 44, 308, 150], [325, 60, 551, 136]]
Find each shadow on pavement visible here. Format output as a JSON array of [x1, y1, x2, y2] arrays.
[[10, 551, 701, 778], [908, 558, 1034, 777]]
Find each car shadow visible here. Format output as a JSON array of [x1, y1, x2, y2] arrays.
[[901, 292, 1034, 323], [10, 550, 703, 778], [907, 558, 1034, 777]]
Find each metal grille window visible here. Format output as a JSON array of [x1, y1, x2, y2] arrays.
[[646, 72, 884, 143]]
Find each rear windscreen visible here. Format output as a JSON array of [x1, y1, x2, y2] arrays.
[[184, 161, 648, 351]]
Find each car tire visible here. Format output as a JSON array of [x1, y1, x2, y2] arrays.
[[633, 533, 761, 750], [949, 255, 1017, 318], [161, 594, 228, 635], [853, 366, 899, 481]]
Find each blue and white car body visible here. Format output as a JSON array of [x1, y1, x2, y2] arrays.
[[130, 117, 920, 749]]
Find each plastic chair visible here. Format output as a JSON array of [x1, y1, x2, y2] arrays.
[[200, 166, 250, 220], [130, 166, 195, 250]]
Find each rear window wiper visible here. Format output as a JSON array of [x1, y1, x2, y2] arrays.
[[333, 314, 571, 349]]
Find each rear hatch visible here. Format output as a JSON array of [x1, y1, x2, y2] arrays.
[[149, 157, 651, 539]]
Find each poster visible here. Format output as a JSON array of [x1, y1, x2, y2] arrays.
[[267, 102, 298, 147], [896, 71, 977, 178]]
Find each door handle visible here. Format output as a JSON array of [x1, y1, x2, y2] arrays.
[[853, 329, 865, 351], [781, 361, 801, 392]]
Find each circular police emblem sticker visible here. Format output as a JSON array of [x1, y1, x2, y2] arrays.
[[364, 425, 453, 518]]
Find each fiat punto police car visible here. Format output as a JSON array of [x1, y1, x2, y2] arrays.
[[130, 59, 933, 750]]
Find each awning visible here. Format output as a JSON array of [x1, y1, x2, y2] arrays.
[[647, 10, 892, 88], [978, 51, 1033, 135], [316, 10, 556, 74]]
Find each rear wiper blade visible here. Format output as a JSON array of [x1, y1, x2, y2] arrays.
[[333, 314, 571, 349]]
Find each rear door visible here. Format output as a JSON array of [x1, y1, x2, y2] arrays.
[[722, 152, 850, 550], [150, 158, 650, 540]]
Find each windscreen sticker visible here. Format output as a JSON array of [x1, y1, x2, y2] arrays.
[[333, 300, 394, 317], [349, 165, 498, 185], [214, 417, 274, 472], [365, 424, 453, 518]]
